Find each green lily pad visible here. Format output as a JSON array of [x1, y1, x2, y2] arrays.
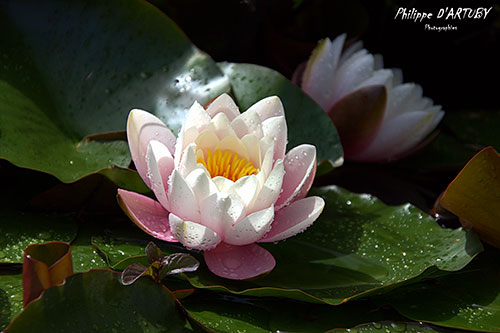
[[0, 211, 77, 263], [0, 273, 22, 330], [185, 186, 482, 305], [6, 269, 190, 332], [379, 251, 500, 332], [0, 0, 229, 183], [219, 62, 343, 171], [183, 293, 403, 332], [331, 321, 440, 332]]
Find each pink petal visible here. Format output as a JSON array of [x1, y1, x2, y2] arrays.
[[275, 144, 317, 210], [260, 196, 324, 243], [117, 189, 176, 242], [246, 96, 284, 121], [204, 243, 275, 280], [127, 109, 177, 188], [231, 108, 264, 139], [206, 93, 240, 121]]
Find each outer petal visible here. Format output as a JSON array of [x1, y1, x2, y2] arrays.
[[251, 159, 284, 213], [260, 196, 324, 243], [127, 109, 176, 187], [146, 141, 174, 210], [167, 170, 200, 222], [169, 214, 221, 251], [224, 206, 274, 246], [117, 189, 176, 242], [351, 110, 444, 162], [246, 96, 285, 122], [275, 144, 317, 210], [206, 93, 240, 121], [261, 116, 287, 161], [302, 36, 345, 111], [200, 192, 246, 237], [204, 243, 276, 280]]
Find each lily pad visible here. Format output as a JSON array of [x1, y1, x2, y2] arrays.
[[0, 274, 22, 330], [182, 293, 403, 332], [185, 186, 482, 305], [0, 0, 229, 183], [379, 251, 500, 332], [218, 62, 344, 171], [0, 211, 77, 263], [6, 269, 190, 332]]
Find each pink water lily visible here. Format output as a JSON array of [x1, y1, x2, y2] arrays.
[[297, 34, 445, 162], [118, 94, 324, 280]]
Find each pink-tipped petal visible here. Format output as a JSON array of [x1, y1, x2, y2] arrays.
[[275, 144, 317, 210], [231, 108, 264, 139], [261, 116, 287, 161], [246, 96, 285, 121], [260, 196, 324, 243], [206, 93, 240, 121], [168, 170, 200, 222], [117, 189, 176, 242], [146, 141, 174, 210], [252, 160, 284, 213], [204, 243, 275, 280], [169, 214, 221, 251], [127, 109, 176, 187], [224, 206, 274, 246]]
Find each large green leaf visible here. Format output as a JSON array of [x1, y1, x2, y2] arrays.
[[0, 211, 77, 263], [379, 252, 500, 332], [185, 186, 482, 305], [0, 273, 22, 330], [0, 0, 229, 183], [182, 293, 405, 332], [6, 269, 190, 332], [219, 62, 343, 171]]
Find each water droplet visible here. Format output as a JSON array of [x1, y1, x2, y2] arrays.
[[69, 160, 74, 165]]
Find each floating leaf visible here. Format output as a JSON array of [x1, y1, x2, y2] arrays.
[[185, 186, 482, 305], [6, 270, 189, 332], [0, 0, 229, 184], [438, 147, 500, 247], [0, 274, 22, 330], [379, 252, 500, 332]]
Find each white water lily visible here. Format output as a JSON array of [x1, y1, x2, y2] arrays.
[[298, 34, 445, 162], [118, 94, 324, 280]]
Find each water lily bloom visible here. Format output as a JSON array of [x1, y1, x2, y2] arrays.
[[297, 34, 445, 162], [118, 94, 324, 280]]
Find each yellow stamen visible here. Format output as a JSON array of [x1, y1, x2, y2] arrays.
[[197, 149, 258, 181]]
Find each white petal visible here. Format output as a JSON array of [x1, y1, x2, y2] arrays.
[[184, 101, 211, 131], [200, 192, 246, 237], [261, 116, 287, 161], [260, 196, 324, 243], [194, 129, 220, 152], [211, 112, 237, 139], [206, 93, 240, 121], [174, 126, 199, 167], [302, 37, 339, 111], [212, 176, 235, 193], [246, 96, 285, 121], [185, 168, 218, 207], [231, 108, 264, 139], [259, 138, 275, 177], [251, 159, 284, 213], [224, 206, 274, 246], [146, 140, 174, 210], [167, 170, 200, 222], [215, 135, 249, 160], [228, 175, 259, 208], [178, 144, 198, 177], [169, 214, 221, 251], [241, 134, 261, 167]]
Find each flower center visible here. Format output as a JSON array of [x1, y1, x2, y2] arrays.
[[197, 149, 258, 181]]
